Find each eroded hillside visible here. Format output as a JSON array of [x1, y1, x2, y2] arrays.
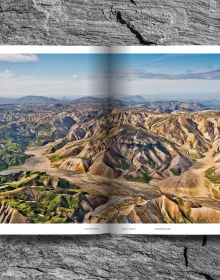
[[0, 104, 220, 223], [50, 108, 220, 184]]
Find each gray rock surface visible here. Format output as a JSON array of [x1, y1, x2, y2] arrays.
[[0, 1, 220, 279], [0, 0, 219, 45], [0, 235, 219, 280]]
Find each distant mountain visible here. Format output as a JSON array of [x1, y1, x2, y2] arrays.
[[0, 95, 60, 105], [123, 95, 146, 104], [70, 96, 125, 107], [71, 96, 106, 104], [16, 96, 60, 105], [143, 100, 208, 112], [199, 100, 220, 110], [118, 95, 208, 112], [0, 95, 219, 112], [0, 97, 15, 105]]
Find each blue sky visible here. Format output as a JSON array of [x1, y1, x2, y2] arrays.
[[111, 54, 220, 74], [0, 54, 109, 98], [111, 54, 220, 100], [0, 53, 219, 100], [0, 54, 109, 79]]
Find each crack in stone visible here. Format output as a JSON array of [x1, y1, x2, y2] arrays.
[[197, 272, 215, 280], [15, 266, 45, 274], [130, 0, 137, 6], [183, 246, 188, 267], [202, 235, 207, 247], [58, 265, 84, 274], [56, 265, 110, 279], [116, 11, 156, 45], [0, 9, 26, 15]]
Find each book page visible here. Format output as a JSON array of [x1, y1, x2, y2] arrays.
[[0, 46, 110, 234], [1, 46, 220, 235], [107, 46, 220, 234]]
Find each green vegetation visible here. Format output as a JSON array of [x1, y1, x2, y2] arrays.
[[48, 139, 67, 153], [0, 111, 71, 171], [149, 115, 175, 128], [34, 126, 57, 145], [116, 161, 130, 171], [212, 188, 220, 199], [49, 153, 62, 162], [188, 146, 204, 161], [0, 172, 50, 192], [175, 197, 185, 206], [205, 167, 220, 184], [0, 159, 8, 170], [0, 139, 28, 170], [124, 169, 152, 183], [194, 218, 208, 224], [1, 171, 87, 223], [142, 171, 152, 183], [195, 145, 203, 153], [190, 152, 199, 160]]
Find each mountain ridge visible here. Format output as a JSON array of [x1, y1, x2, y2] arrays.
[[0, 103, 219, 224], [0, 95, 216, 112]]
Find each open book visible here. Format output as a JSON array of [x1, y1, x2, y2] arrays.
[[0, 46, 219, 235]]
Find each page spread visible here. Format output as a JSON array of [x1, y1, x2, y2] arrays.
[[0, 46, 219, 235]]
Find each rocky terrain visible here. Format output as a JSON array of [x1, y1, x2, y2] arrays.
[[0, 103, 75, 170], [0, 101, 219, 224], [0, 201, 27, 223], [51, 108, 220, 182], [49, 107, 220, 223], [0, 97, 209, 171], [0, 0, 220, 45]]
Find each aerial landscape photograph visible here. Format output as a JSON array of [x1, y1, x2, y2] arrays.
[[0, 52, 220, 224]]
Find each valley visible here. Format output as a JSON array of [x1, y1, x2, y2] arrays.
[[0, 98, 220, 224]]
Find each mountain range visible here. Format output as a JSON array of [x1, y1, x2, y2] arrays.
[[0, 95, 218, 112], [0, 98, 219, 224]]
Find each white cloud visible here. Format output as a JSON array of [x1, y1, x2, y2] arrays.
[[0, 70, 108, 98], [112, 78, 220, 99], [0, 54, 39, 63], [1, 70, 218, 101], [0, 70, 15, 79], [113, 68, 220, 80]]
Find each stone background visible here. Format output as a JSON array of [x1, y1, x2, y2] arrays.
[[0, 0, 220, 279], [0, 0, 219, 45], [0, 235, 219, 279]]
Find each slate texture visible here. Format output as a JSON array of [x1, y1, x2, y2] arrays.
[[0, 235, 219, 280], [0, 1, 220, 280], [0, 0, 219, 45]]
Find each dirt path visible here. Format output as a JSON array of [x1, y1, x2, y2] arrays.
[[22, 145, 162, 199], [0, 143, 218, 200]]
